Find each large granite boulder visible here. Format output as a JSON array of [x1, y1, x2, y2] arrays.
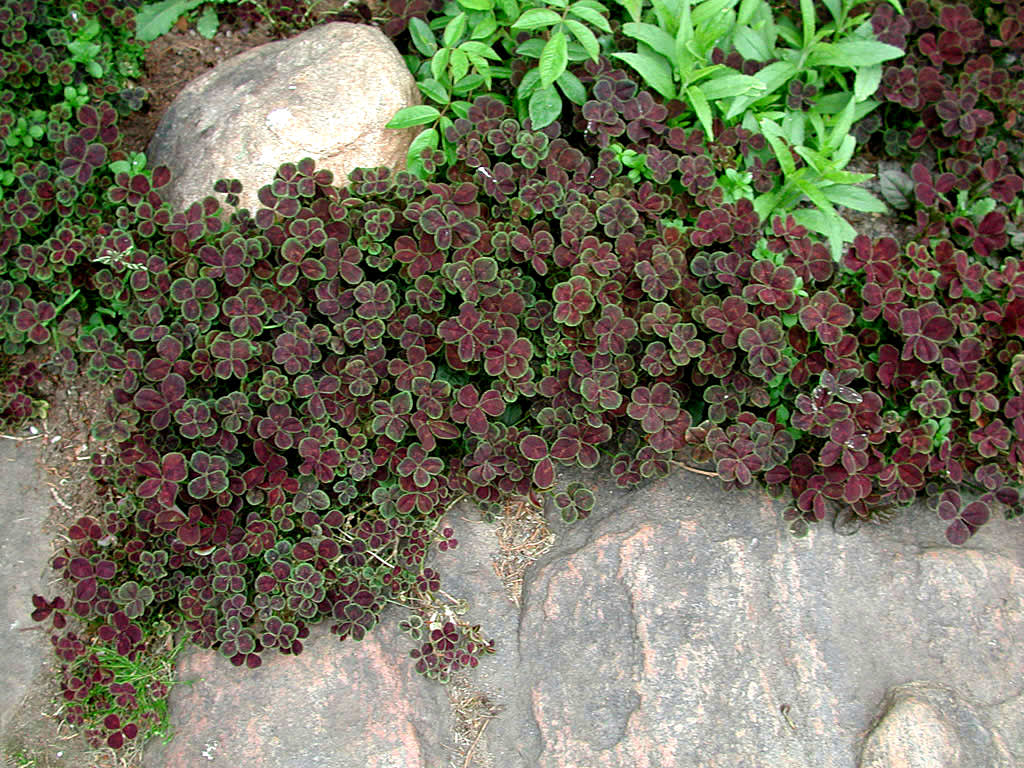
[[437, 469, 1024, 768], [136, 466, 1023, 767], [146, 22, 419, 214]]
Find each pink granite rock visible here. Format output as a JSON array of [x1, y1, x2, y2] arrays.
[[435, 469, 1024, 768], [859, 682, 1015, 768], [146, 22, 419, 214], [143, 613, 453, 768]]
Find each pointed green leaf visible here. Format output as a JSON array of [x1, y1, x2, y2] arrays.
[[736, 0, 761, 25], [568, 2, 612, 32], [512, 8, 562, 29], [733, 24, 774, 61], [528, 84, 562, 129], [565, 19, 600, 61], [470, 15, 498, 38], [799, 0, 815, 49], [853, 63, 882, 102], [697, 72, 764, 100], [807, 40, 905, 68], [686, 84, 714, 138], [443, 12, 469, 46], [614, 0, 642, 22], [610, 51, 675, 99], [826, 94, 856, 153], [405, 128, 440, 179], [409, 17, 438, 56], [556, 69, 587, 104], [134, 0, 205, 41], [539, 29, 569, 87], [196, 4, 218, 38], [449, 47, 470, 83], [725, 59, 796, 118], [516, 38, 547, 58], [822, 184, 888, 213], [386, 105, 442, 130], [431, 47, 451, 82], [759, 119, 796, 176], [417, 78, 450, 105], [622, 21, 677, 59], [692, 0, 737, 25]]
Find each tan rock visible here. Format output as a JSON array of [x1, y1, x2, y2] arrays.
[[860, 682, 1016, 768], [146, 22, 419, 214]]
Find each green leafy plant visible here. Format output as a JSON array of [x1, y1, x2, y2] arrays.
[[387, 0, 616, 173], [605, 0, 904, 255]]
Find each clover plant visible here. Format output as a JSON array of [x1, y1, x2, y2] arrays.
[[7, 0, 1024, 758]]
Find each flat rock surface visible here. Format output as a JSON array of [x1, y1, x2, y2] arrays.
[[437, 469, 1024, 768], [146, 22, 419, 214], [142, 613, 455, 768], [0, 440, 55, 736], [5, 437, 1022, 767]]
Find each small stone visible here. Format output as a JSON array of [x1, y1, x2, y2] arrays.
[[860, 682, 1016, 768]]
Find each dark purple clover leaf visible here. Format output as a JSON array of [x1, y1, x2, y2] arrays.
[[13, 298, 56, 344], [737, 318, 791, 381], [579, 370, 622, 413], [635, 246, 683, 301], [593, 304, 638, 355], [174, 398, 218, 440], [743, 260, 800, 310], [799, 291, 854, 345], [187, 451, 230, 498], [449, 385, 505, 436], [60, 134, 106, 185], [596, 197, 639, 238], [970, 419, 1011, 458], [626, 382, 680, 434], [397, 443, 445, 488], [911, 379, 951, 418], [115, 581, 155, 620], [166, 197, 224, 244], [668, 322, 706, 366], [550, 422, 611, 468], [199, 241, 249, 287], [209, 332, 254, 379], [552, 275, 595, 326], [935, 490, 990, 545], [899, 303, 954, 363], [68, 556, 116, 602], [354, 280, 397, 320], [272, 331, 318, 375], [438, 303, 499, 363], [134, 373, 186, 430], [136, 451, 187, 507], [170, 276, 218, 323], [98, 611, 143, 657], [297, 438, 341, 483], [518, 434, 555, 489], [256, 404, 304, 450], [371, 391, 413, 442], [554, 481, 596, 522]]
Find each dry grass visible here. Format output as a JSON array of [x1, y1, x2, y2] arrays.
[[443, 496, 556, 767], [490, 497, 556, 608]]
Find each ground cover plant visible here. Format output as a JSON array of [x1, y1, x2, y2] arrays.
[[2, 0, 1024, 758]]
